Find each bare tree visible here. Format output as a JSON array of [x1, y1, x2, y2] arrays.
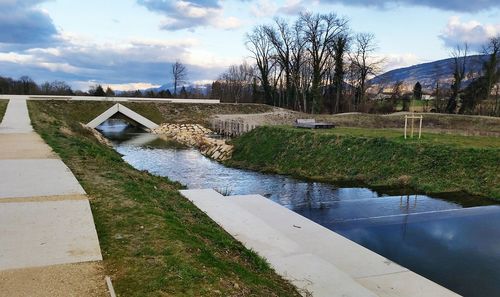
[[246, 25, 275, 105], [483, 36, 500, 103], [219, 63, 255, 103], [290, 19, 308, 111], [446, 43, 468, 113], [300, 12, 349, 113], [172, 60, 187, 96], [264, 18, 294, 108], [349, 33, 384, 110], [459, 37, 499, 114]]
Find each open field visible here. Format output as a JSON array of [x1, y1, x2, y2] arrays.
[[27, 101, 300, 297], [217, 110, 500, 137], [228, 126, 500, 200], [319, 113, 500, 136], [300, 127, 500, 149], [0, 99, 8, 122]]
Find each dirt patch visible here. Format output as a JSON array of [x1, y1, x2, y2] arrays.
[[0, 262, 107, 297]]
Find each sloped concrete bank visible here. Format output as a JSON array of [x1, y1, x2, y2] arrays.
[[153, 123, 233, 161], [181, 189, 460, 297]]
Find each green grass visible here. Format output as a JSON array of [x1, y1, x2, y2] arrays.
[[35, 100, 274, 127], [316, 113, 500, 136], [299, 127, 500, 149], [27, 101, 299, 297], [0, 99, 8, 122], [228, 126, 500, 200]]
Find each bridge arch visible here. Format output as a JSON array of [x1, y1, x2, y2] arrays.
[[86, 103, 158, 131]]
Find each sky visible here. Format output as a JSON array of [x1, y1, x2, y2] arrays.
[[0, 0, 499, 91]]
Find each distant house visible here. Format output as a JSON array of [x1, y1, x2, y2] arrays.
[[372, 92, 393, 100]]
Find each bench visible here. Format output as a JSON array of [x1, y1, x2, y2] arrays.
[[294, 119, 335, 129]]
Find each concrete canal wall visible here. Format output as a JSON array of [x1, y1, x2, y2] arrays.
[[181, 189, 461, 297]]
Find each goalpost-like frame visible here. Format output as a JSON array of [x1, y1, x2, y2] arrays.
[[404, 114, 423, 139]]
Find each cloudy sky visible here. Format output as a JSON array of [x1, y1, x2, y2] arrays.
[[0, 0, 499, 91]]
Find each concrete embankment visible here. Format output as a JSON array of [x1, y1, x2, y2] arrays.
[[153, 123, 233, 161], [181, 189, 460, 297], [0, 98, 105, 296]]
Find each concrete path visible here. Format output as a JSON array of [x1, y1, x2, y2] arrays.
[[0, 94, 220, 104], [0, 99, 104, 296], [0, 98, 33, 133], [181, 189, 461, 297]]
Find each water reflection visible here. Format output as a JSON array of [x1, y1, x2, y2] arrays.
[[332, 207, 500, 297], [98, 120, 500, 297]]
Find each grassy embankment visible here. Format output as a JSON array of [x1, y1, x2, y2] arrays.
[[0, 99, 8, 122], [227, 126, 500, 200], [27, 101, 300, 297]]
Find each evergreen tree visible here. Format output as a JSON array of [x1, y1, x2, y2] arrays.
[[179, 86, 188, 98], [90, 85, 106, 96], [413, 82, 422, 100], [105, 86, 115, 97]]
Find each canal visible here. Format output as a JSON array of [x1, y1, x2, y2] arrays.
[[98, 120, 500, 297]]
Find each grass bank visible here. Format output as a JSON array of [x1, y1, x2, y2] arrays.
[[227, 126, 500, 200], [33, 100, 274, 127], [0, 99, 8, 122], [27, 101, 299, 297]]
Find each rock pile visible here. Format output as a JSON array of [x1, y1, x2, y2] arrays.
[[153, 123, 233, 161]]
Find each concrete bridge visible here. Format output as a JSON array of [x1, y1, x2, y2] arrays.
[[86, 103, 159, 130]]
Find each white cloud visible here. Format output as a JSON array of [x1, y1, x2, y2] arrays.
[[279, 0, 308, 15], [183, 48, 242, 69], [440, 16, 500, 49], [251, 0, 278, 18], [0, 34, 231, 89], [381, 53, 421, 71], [139, 0, 242, 31], [317, 0, 500, 12], [105, 82, 162, 91], [213, 16, 242, 30], [0, 51, 79, 73]]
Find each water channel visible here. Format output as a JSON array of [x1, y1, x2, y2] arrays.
[[98, 119, 500, 297]]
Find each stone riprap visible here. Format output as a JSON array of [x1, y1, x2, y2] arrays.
[[153, 123, 233, 161]]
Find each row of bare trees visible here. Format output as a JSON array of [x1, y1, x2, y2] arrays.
[[213, 12, 383, 114], [0, 76, 73, 95]]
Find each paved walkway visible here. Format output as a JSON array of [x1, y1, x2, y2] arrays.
[[0, 99, 105, 296], [181, 189, 462, 297], [0, 94, 220, 104]]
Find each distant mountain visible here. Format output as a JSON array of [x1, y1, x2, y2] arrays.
[[369, 55, 488, 93], [145, 83, 211, 95]]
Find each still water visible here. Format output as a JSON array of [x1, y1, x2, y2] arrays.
[[98, 120, 500, 297]]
